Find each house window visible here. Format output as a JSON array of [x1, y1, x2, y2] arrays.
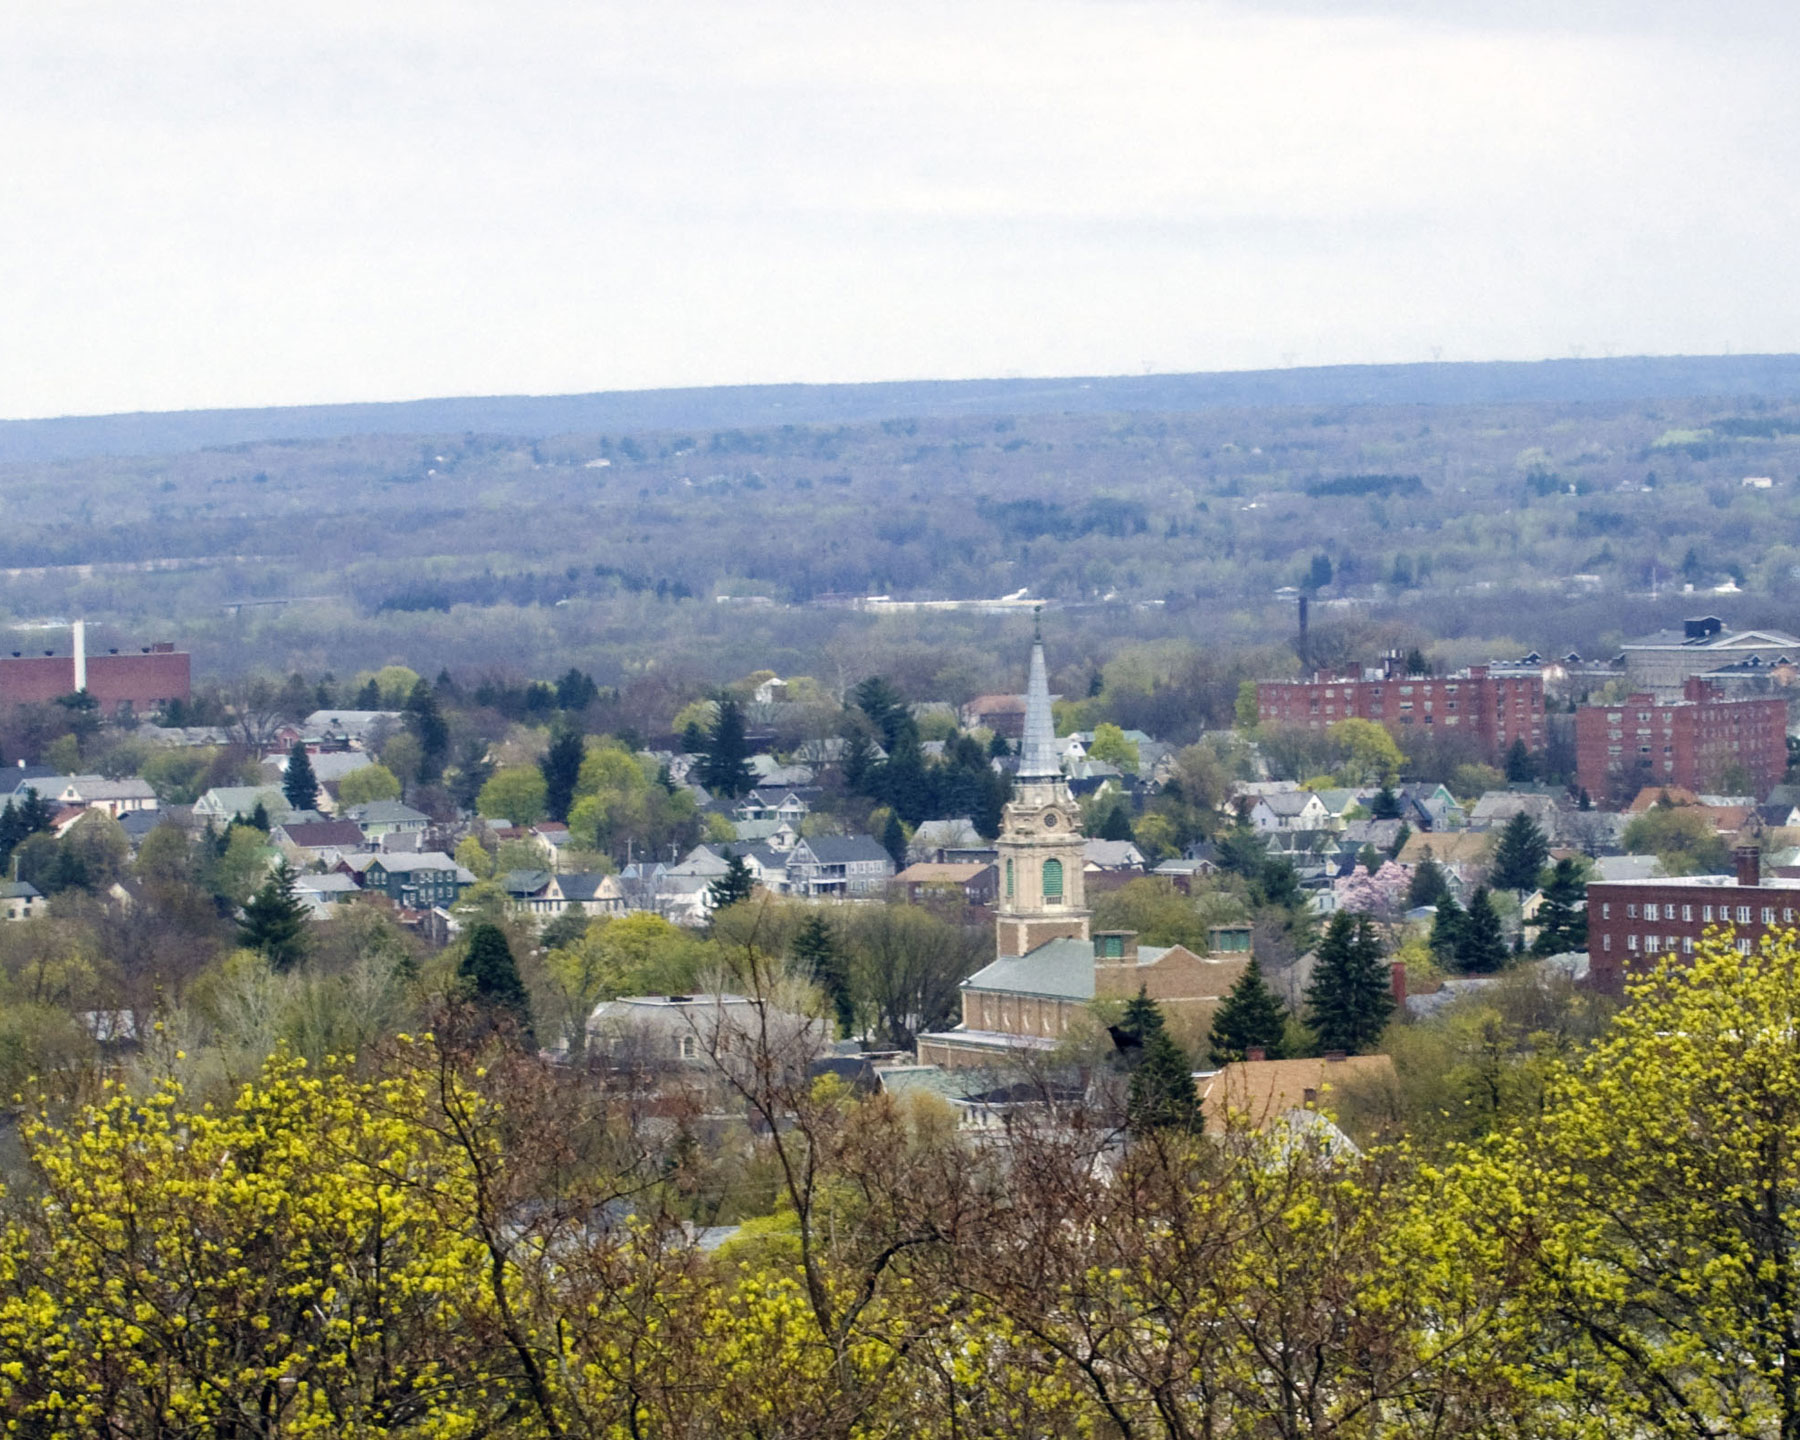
[[1763, 908, 1777, 926], [1738, 906, 1754, 925], [1042, 858, 1063, 901], [1603, 933, 1612, 951], [1601, 903, 1610, 919], [1644, 904, 1659, 922], [1683, 937, 1695, 953], [1683, 905, 1693, 922]]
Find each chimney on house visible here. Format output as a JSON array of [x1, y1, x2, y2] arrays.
[[1094, 931, 1139, 965], [1324, 1050, 1347, 1063], [1390, 961, 1408, 1009], [1735, 844, 1762, 889], [1245, 1046, 1266, 1063]]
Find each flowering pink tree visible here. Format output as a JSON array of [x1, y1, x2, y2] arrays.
[[1335, 860, 1411, 919]]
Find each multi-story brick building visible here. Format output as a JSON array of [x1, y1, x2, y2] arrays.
[[1573, 677, 1788, 804], [1256, 662, 1544, 763], [0, 641, 189, 715], [1587, 846, 1800, 992]]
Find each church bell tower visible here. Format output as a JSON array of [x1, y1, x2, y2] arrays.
[[994, 618, 1089, 958]]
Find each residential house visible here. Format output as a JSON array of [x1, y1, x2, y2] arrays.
[[909, 817, 986, 863], [1396, 782, 1465, 832], [546, 871, 627, 919], [0, 881, 42, 921], [1467, 791, 1562, 832], [785, 834, 894, 898], [344, 800, 431, 841], [271, 819, 367, 864], [502, 870, 556, 914], [1249, 790, 1332, 833], [1082, 838, 1146, 871], [1201, 1054, 1398, 1130], [585, 993, 823, 1068], [730, 788, 813, 827], [300, 710, 404, 748], [194, 786, 291, 825], [892, 862, 998, 907], [358, 853, 475, 910], [29, 775, 159, 817], [294, 872, 360, 913]]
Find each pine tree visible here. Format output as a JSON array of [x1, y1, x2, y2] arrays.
[[1408, 854, 1449, 909], [841, 729, 878, 795], [539, 728, 585, 824], [1128, 1027, 1203, 1134], [699, 698, 756, 798], [1492, 812, 1550, 893], [1531, 857, 1590, 955], [283, 741, 319, 814], [249, 801, 271, 833], [1119, 985, 1166, 1045], [881, 811, 908, 870], [1370, 784, 1402, 820], [707, 851, 754, 911], [1429, 891, 1465, 962], [1207, 956, 1289, 1065], [404, 679, 450, 783], [853, 676, 910, 749], [1305, 911, 1394, 1054], [1389, 821, 1411, 859], [356, 678, 382, 708], [793, 913, 856, 1038], [1098, 800, 1136, 843], [238, 862, 308, 971], [1504, 737, 1535, 783], [457, 922, 534, 1042], [1454, 886, 1509, 974]]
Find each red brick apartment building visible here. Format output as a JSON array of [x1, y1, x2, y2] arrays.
[[0, 643, 189, 715], [1587, 847, 1800, 992], [1574, 677, 1787, 803], [1256, 663, 1544, 764]]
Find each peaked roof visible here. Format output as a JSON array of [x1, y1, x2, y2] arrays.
[[1018, 638, 1060, 779]]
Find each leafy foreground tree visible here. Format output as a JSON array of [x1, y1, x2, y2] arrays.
[[1305, 910, 1393, 1054], [1207, 955, 1289, 1064], [457, 921, 534, 1042], [238, 860, 308, 971], [281, 740, 319, 813], [1444, 932, 1800, 1440]]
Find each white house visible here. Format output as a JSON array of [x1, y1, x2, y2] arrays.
[[1249, 791, 1331, 832]]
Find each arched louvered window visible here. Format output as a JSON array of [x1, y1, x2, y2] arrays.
[[1042, 857, 1063, 900]]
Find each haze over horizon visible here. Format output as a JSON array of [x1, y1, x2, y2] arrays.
[[6, 0, 1799, 421]]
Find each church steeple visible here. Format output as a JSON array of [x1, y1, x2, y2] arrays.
[[994, 621, 1089, 957], [1018, 612, 1060, 780]]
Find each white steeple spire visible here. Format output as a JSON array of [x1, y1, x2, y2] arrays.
[[1018, 610, 1060, 779]]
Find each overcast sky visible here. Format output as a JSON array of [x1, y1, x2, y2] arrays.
[[2, 1, 1796, 419]]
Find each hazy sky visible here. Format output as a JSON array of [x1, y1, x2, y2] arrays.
[[3, 1, 1797, 419]]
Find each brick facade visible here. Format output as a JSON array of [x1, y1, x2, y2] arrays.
[[1574, 677, 1787, 804], [1586, 848, 1799, 992], [1256, 663, 1543, 763], [0, 645, 190, 714]]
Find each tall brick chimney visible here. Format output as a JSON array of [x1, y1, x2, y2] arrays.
[[1390, 961, 1408, 1009], [1736, 845, 1762, 889]]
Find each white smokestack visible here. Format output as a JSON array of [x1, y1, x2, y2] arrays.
[[72, 619, 86, 693]]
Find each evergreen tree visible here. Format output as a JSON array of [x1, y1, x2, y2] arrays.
[[539, 728, 586, 824], [1357, 843, 1383, 874], [1369, 784, 1402, 820], [1388, 821, 1411, 859], [1504, 737, 1535, 783], [852, 676, 910, 749], [987, 730, 1012, 760], [554, 667, 599, 712], [238, 862, 308, 972], [404, 680, 450, 783], [1453, 886, 1510, 974], [1491, 811, 1551, 893], [282, 741, 319, 814], [457, 922, 534, 1042], [1408, 854, 1450, 909], [1531, 857, 1590, 955], [881, 811, 908, 870], [1305, 911, 1394, 1054], [1578, 787, 1593, 811], [1429, 891, 1465, 963], [1128, 1026, 1204, 1134], [249, 801, 271, 833], [707, 850, 754, 911], [355, 678, 382, 708], [793, 913, 855, 1038], [841, 729, 878, 795], [1109, 985, 1165, 1064], [699, 697, 756, 799], [0, 788, 54, 869], [1207, 956, 1289, 1065], [1097, 800, 1136, 843], [680, 719, 707, 755]]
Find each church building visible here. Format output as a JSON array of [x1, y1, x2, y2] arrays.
[[915, 627, 1254, 1070]]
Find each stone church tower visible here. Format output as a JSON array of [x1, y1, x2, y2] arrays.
[[993, 625, 1091, 958]]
